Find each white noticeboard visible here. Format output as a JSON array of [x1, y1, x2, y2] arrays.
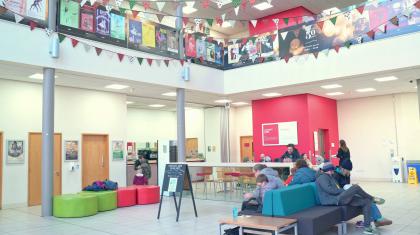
[[278, 121, 298, 145], [168, 178, 178, 192], [313, 131, 319, 151]]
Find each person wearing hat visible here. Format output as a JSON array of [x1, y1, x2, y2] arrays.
[[334, 159, 392, 229], [316, 162, 386, 234]]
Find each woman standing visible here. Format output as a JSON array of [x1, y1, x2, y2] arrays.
[[337, 140, 350, 166]]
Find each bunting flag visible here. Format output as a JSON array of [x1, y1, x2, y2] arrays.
[[267, 0, 272, 4], [334, 45, 340, 53], [14, 14, 24, 23], [29, 21, 37, 30], [323, 49, 330, 56], [283, 55, 290, 63], [129, 0, 135, 9], [206, 19, 213, 27], [344, 41, 352, 49], [80, 0, 87, 6], [356, 5, 365, 14], [293, 29, 300, 38], [356, 36, 363, 44], [377, 24, 387, 33], [147, 58, 153, 66], [45, 28, 53, 37], [137, 57, 143, 65], [156, 14, 164, 23], [317, 21, 324, 30], [367, 30, 375, 39], [71, 38, 79, 47], [216, 0, 223, 8], [132, 10, 139, 18], [302, 54, 310, 61], [234, 6, 239, 16], [302, 16, 314, 23], [283, 18, 289, 25], [216, 17, 223, 26], [232, 0, 241, 7], [241, 0, 247, 9], [183, 17, 189, 26], [416, 1, 420, 9], [156, 2, 165, 11], [83, 43, 92, 52], [143, 2, 151, 10], [250, 20, 258, 28], [180, 59, 185, 66], [117, 53, 124, 62], [199, 57, 204, 63], [258, 57, 265, 63], [164, 60, 170, 67], [95, 47, 102, 56], [273, 18, 279, 29], [280, 31, 288, 40], [221, 14, 226, 22], [58, 34, 66, 43], [241, 38, 248, 45], [390, 16, 399, 26], [271, 34, 277, 41], [119, 7, 126, 15], [90, 0, 96, 5], [202, 0, 209, 8], [330, 16, 338, 25], [114, 0, 122, 7], [155, 60, 161, 67], [249, 0, 256, 5], [129, 56, 135, 63], [313, 51, 319, 59], [105, 4, 112, 12], [105, 50, 114, 59]]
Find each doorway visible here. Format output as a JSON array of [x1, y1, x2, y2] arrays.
[[317, 129, 330, 159], [0, 132, 3, 209], [82, 134, 109, 188], [28, 133, 62, 206], [186, 138, 198, 160], [240, 136, 254, 162]]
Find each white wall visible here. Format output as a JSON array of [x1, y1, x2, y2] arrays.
[[204, 107, 222, 164], [229, 106, 253, 162], [337, 92, 420, 181], [0, 79, 127, 207], [185, 108, 206, 156]]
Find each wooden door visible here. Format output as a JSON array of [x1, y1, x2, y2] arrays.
[[0, 132, 3, 209], [82, 134, 109, 188], [185, 138, 198, 159], [28, 133, 62, 206], [240, 136, 254, 162]]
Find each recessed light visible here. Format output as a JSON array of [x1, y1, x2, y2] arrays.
[[29, 73, 58, 80], [214, 99, 232, 103], [356, 88, 376, 93], [126, 101, 134, 104], [321, 84, 342, 89], [253, 2, 273, 11], [326, 92, 344, 96], [105, 84, 130, 90], [374, 76, 398, 82], [232, 102, 248, 106], [415, 86, 418, 89], [162, 92, 177, 97], [182, 6, 197, 14], [221, 21, 232, 28], [262, 92, 281, 97], [149, 104, 166, 108]]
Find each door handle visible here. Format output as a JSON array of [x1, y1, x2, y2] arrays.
[[101, 155, 104, 167], [55, 172, 60, 176]]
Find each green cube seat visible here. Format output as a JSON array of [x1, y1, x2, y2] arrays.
[[80, 191, 117, 212], [53, 194, 98, 218]]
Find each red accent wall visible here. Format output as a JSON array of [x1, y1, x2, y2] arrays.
[[252, 94, 339, 162], [248, 6, 314, 36]]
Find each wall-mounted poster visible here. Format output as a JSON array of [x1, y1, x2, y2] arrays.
[[7, 140, 24, 164], [127, 141, 136, 160], [4, 0, 26, 15], [80, 5, 95, 32], [241, 38, 258, 61], [128, 19, 142, 48], [96, 7, 110, 36], [196, 38, 206, 59], [278, 121, 298, 145], [26, 0, 47, 20], [110, 12, 125, 40], [142, 23, 156, 48], [156, 27, 168, 51], [227, 43, 240, 64], [206, 42, 215, 62], [262, 123, 280, 146], [257, 32, 279, 57], [185, 34, 196, 57], [64, 140, 79, 161], [59, 0, 79, 29], [112, 141, 124, 161], [215, 44, 223, 65], [167, 30, 178, 53]]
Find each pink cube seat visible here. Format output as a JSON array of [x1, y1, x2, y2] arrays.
[[136, 185, 160, 205], [117, 187, 137, 207]]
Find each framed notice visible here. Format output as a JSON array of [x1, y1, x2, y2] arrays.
[[112, 140, 124, 161], [262, 123, 280, 146], [80, 6, 95, 32], [6, 140, 24, 164], [278, 121, 298, 145], [64, 140, 79, 161]]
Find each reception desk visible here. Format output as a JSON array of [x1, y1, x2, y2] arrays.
[[187, 162, 294, 169]]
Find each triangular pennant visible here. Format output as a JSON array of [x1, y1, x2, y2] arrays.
[[280, 31, 288, 40], [95, 47, 102, 56], [241, 38, 248, 45], [71, 38, 79, 47], [240, 20, 247, 27], [344, 41, 352, 49], [232, 0, 241, 7], [206, 19, 213, 27], [105, 50, 114, 59], [250, 20, 258, 28], [317, 21, 324, 30], [377, 24, 387, 33], [132, 10, 139, 19], [156, 2, 165, 11], [114, 0, 122, 7], [207, 37, 213, 42], [156, 14, 164, 23], [143, 2, 151, 10], [89, 0, 96, 5], [117, 53, 124, 62], [283, 18, 289, 25], [234, 6, 239, 16], [221, 14, 226, 22], [80, 0, 88, 7], [155, 60, 161, 67], [330, 16, 338, 25], [356, 36, 363, 44], [119, 7, 126, 15], [241, 0, 247, 9], [271, 34, 277, 41], [129, 0, 135, 9], [216, 17, 223, 26], [323, 49, 330, 56], [272, 18, 279, 28], [216, 0, 223, 8], [334, 45, 340, 53], [258, 57, 265, 63], [105, 4, 112, 12], [267, 0, 272, 4], [202, 0, 209, 8], [14, 14, 24, 23], [249, 0, 256, 5], [147, 58, 153, 66], [283, 55, 290, 63], [180, 59, 185, 66], [183, 17, 189, 26], [29, 21, 37, 30], [356, 5, 365, 14], [83, 43, 92, 52], [164, 60, 170, 67], [390, 16, 399, 26], [416, 1, 420, 9], [292, 56, 300, 63], [367, 30, 375, 39], [58, 34, 66, 43], [293, 29, 300, 38], [129, 56, 135, 63], [45, 28, 53, 37], [137, 57, 143, 65], [313, 51, 319, 59]]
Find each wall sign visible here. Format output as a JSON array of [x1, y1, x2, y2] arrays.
[[262, 122, 298, 146], [262, 123, 280, 146]]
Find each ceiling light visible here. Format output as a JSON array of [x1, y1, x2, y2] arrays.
[[322, 7, 341, 16], [356, 88, 376, 93], [149, 104, 166, 108], [326, 92, 344, 96], [415, 86, 418, 89], [29, 73, 58, 80], [321, 84, 342, 89], [210, 0, 231, 7], [262, 92, 281, 97], [221, 21, 232, 28], [126, 101, 134, 104], [182, 6, 197, 14], [214, 99, 232, 103], [232, 102, 248, 106], [253, 2, 273, 11], [162, 92, 177, 97], [105, 84, 130, 90], [374, 76, 398, 82]]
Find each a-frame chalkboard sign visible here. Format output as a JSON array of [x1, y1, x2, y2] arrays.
[[157, 164, 198, 222]]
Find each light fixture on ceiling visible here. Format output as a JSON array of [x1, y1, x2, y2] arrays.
[[214, 99, 232, 103], [162, 92, 177, 97], [232, 102, 248, 106], [210, 0, 231, 7], [415, 86, 418, 89], [356, 88, 376, 93], [183, 6, 197, 14], [149, 104, 166, 108], [253, 2, 273, 11], [105, 84, 130, 90], [126, 101, 134, 104], [262, 92, 281, 97], [374, 76, 398, 82], [326, 92, 344, 96], [221, 21, 232, 28], [29, 73, 58, 80], [321, 84, 342, 89], [322, 7, 341, 16]]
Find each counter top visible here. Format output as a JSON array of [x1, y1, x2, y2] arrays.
[[126, 160, 157, 165], [185, 162, 294, 168]]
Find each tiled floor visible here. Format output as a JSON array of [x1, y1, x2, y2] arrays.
[[1, 182, 419, 235]]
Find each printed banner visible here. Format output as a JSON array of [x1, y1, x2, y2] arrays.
[[80, 6, 95, 32], [59, 0, 79, 29], [262, 123, 280, 146], [196, 38, 206, 59], [96, 8, 110, 36], [156, 26, 168, 51], [110, 12, 125, 40], [206, 42, 215, 62], [185, 34, 196, 57], [142, 23, 156, 48], [128, 18, 142, 48], [26, 0, 47, 20], [167, 30, 178, 53]]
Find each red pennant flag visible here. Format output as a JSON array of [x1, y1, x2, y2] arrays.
[[283, 55, 290, 63], [147, 58, 153, 66], [313, 51, 319, 59], [334, 45, 340, 53], [71, 38, 79, 47], [132, 10, 139, 18], [29, 21, 37, 31], [271, 34, 277, 41], [356, 6, 365, 14], [367, 30, 375, 39], [249, 0, 256, 5], [258, 57, 265, 63], [199, 57, 204, 63], [241, 0, 247, 9], [103, 0, 109, 5], [202, 0, 209, 8], [415, 1, 420, 9], [117, 53, 124, 62], [95, 47, 102, 56], [143, 2, 151, 10], [293, 29, 300, 38], [183, 17, 189, 26], [317, 21, 324, 31], [164, 60, 170, 67], [216, 17, 223, 26], [180, 59, 185, 66], [242, 38, 248, 45]]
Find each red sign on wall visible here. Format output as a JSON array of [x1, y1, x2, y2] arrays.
[[262, 123, 280, 146]]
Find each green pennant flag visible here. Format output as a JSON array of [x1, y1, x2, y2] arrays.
[[345, 41, 351, 49], [206, 19, 213, 27], [283, 18, 289, 25], [330, 16, 338, 25], [232, 0, 241, 7], [137, 57, 143, 66], [119, 7, 126, 15], [58, 34, 66, 43], [250, 37, 257, 43], [129, 0, 136, 9]]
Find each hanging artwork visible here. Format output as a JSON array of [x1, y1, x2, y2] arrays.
[[206, 42, 215, 62], [64, 140, 79, 161], [96, 7, 110, 37], [26, 0, 47, 20], [112, 140, 124, 161], [110, 12, 125, 40], [128, 19, 142, 48], [227, 43, 240, 64], [156, 26, 168, 51], [59, 0, 79, 29], [142, 22, 156, 48], [7, 140, 24, 164], [80, 5, 95, 32], [167, 30, 178, 53]]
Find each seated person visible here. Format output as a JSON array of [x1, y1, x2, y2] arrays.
[[316, 163, 385, 235], [289, 159, 316, 186], [301, 153, 314, 169], [241, 174, 274, 213], [334, 159, 392, 228], [284, 167, 296, 186], [244, 164, 284, 200], [280, 144, 300, 162]]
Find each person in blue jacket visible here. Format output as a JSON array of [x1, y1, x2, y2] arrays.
[[289, 159, 316, 185]]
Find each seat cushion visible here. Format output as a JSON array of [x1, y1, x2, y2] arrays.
[[53, 194, 98, 218], [272, 184, 316, 216], [339, 205, 363, 221], [136, 185, 160, 205], [80, 191, 117, 212], [117, 187, 137, 207]]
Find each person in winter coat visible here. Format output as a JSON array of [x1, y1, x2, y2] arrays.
[[337, 139, 351, 166], [280, 144, 301, 162], [289, 159, 316, 186], [134, 155, 151, 184], [243, 164, 285, 200]]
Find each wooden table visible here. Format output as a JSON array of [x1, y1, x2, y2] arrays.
[[219, 215, 297, 235]]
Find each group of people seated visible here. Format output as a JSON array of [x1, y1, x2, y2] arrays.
[[241, 140, 392, 235]]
